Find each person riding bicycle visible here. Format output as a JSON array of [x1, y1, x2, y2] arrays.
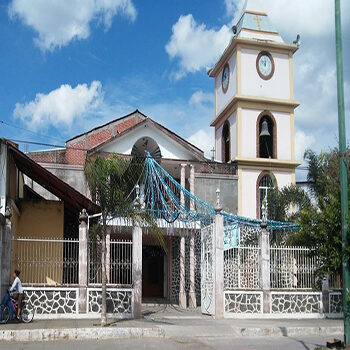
[[10, 270, 23, 318], [1, 270, 24, 319]]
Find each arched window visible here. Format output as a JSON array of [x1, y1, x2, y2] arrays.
[[131, 137, 161, 158], [257, 172, 276, 219], [222, 121, 230, 163], [257, 112, 277, 159]]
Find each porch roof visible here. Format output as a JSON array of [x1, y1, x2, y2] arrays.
[[7, 141, 100, 214]]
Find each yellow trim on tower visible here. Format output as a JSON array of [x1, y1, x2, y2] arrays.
[[290, 112, 295, 161], [214, 76, 217, 117], [245, 10, 267, 16], [291, 170, 296, 185], [289, 53, 294, 100], [236, 46, 242, 95]]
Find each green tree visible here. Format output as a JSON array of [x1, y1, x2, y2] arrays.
[[267, 147, 350, 281], [85, 154, 162, 326]]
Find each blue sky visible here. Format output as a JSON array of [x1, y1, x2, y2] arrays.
[[0, 0, 349, 178]]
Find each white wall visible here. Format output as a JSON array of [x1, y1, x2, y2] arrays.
[[241, 168, 260, 218], [241, 109, 257, 158], [241, 48, 290, 100], [216, 52, 237, 115], [240, 109, 291, 160], [275, 111, 291, 160], [240, 169, 293, 219], [102, 123, 197, 160]]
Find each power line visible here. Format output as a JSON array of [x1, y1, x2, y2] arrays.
[[0, 120, 65, 143]]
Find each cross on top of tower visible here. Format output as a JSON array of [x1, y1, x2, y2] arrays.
[[252, 15, 262, 30]]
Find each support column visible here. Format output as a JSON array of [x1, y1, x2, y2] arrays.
[[259, 200, 271, 313], [179, 163, 187, 308], [78, 209, 88, 314], [189, 164, 196, 308], [214, 189, 224, 319], [322, 276, 330, 314], [132, 224, 142, 319], [106, 232, 111, 283], [1, 207, 12, 299]]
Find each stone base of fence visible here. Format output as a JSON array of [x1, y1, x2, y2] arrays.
[[23, 287, 134, 319], [224, 290, 343, 318]]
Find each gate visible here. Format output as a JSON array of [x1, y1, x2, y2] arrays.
[[201, 223, 215, 315]]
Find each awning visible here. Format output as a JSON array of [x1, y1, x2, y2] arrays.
[[7, 142, 100, 214]]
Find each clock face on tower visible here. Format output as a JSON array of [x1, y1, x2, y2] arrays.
[[221, 63, 230, 93], [256, 51, 275, 80]]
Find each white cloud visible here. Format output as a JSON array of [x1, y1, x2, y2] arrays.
[[189, 90, 213, 107], [295, 130, 315, 162], [188, 129, 214, 158], [8, 0, 137, 51], [14, 81, 103, 129], [165, 14, 232, 79]]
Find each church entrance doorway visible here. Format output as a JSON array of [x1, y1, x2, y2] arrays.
[[142, 245, 165, 299]]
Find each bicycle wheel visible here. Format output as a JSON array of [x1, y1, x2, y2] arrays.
[[0, 305, 10, 324], [21, 303, 34, 323]]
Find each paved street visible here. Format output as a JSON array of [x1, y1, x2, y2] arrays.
[[0, 336, 334, 350]]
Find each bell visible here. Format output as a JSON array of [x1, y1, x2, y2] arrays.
[[259, 120, 270, 137]]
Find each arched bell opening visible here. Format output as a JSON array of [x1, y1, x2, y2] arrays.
[[256, 111, 277, 159]]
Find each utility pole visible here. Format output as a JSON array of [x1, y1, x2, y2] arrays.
[[335, 0, 349, 346]]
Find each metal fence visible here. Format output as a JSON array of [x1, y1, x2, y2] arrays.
[[11, 237, 79, 285], [11, 237, 133, 286], [224, 246, 260, 290], [88, 239, 132, 286], [223, 245, 317, 291], [270, 246, 317, 290]]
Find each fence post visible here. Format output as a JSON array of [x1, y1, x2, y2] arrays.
[[214, 189, 224, 319], [133, 186, 143, 319], [322, 276, 330, 314], [132, 223, 142, 319], [259, 200, 271, 313], [79, 209, 88, 314], [106, 232, 111, 283], [179, 164, 187, 308]]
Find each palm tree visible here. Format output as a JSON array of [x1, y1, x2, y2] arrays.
[[85, 154, 163, 326]]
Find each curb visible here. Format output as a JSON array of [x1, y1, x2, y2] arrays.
[[230, 326, 344, 337], [160, 325, 344, 339], [0, 327, 165, 342], [0, 325, 343, 342]]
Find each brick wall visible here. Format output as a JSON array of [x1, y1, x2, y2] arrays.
[[29, 113, 145, 166]]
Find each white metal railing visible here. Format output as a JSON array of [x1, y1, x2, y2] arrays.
[[11, 237, 79, 285], [270, 246, 317, 290], [224, 246, 260, 290], [88, 239, 132, 286]]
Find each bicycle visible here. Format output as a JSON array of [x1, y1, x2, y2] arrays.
[[0, 292, 35, 324]]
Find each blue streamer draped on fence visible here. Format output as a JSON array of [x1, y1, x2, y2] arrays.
[[139, 153, 299, 231]]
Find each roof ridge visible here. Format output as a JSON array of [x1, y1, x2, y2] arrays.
[[66, 109, 147, 143]]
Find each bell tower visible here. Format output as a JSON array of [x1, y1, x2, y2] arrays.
[[208, 2, 300, 218]]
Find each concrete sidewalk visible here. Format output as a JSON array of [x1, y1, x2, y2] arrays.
[[0, 305, 344, 342]]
